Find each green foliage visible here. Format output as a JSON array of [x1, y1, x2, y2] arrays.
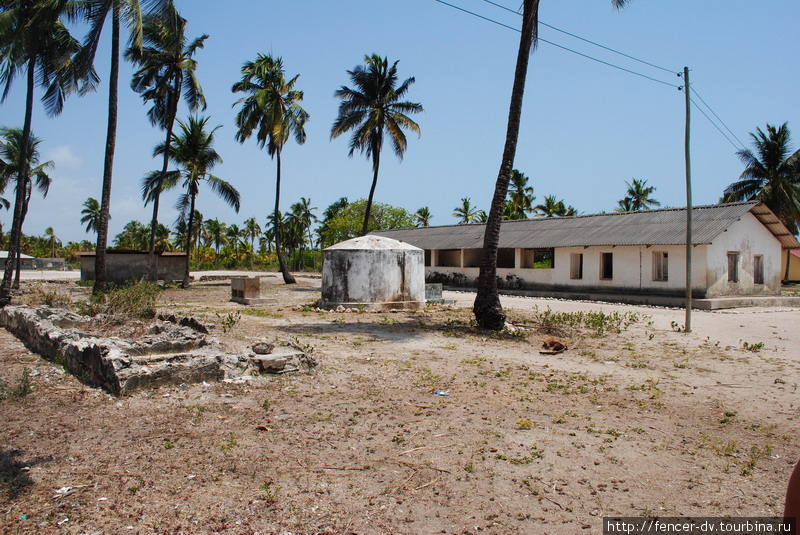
[[534, 307, 640, 336], [318, 199, 414, 245], [742, 341, 764, 352], [100, 281, 162, 319], [216, 311, 241, 333]]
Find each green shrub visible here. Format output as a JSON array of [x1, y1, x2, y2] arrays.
[[101, 281, 162, 319]]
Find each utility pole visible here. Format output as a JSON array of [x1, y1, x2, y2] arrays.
[[683, 66, 692, 333]]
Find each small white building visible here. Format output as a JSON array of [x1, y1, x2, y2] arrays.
[[374, 202, 799, 304]]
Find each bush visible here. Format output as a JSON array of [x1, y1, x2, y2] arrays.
[[101, 281, 162, 319], [26, 285, 72, 308]]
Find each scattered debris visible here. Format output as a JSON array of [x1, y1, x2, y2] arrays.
[[540, 337, 568, 355]]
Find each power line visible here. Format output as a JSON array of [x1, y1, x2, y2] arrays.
[[431, 0, 680, 89], [686, 95, 741, 151], [478, 0, 678, 74], [689, 86, 747, 150]]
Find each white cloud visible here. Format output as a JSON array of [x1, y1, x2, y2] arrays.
[[46, 145, 82, 171]]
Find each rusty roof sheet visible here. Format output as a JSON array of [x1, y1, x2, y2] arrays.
[[373, 202, 800, 250]]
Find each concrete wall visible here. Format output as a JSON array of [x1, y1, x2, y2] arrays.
[[80, 253, 185, 284], [705, 213, 782, 296], [321, 248, 425, 309]]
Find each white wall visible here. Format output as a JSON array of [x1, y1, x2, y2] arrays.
[[429, 244, 708, 294], [705, 213, 782, 296]]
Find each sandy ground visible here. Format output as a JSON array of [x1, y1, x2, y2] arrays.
[[1, 275, 798, 534]]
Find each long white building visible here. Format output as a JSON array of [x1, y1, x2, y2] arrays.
[[374, 202, 799, 305]]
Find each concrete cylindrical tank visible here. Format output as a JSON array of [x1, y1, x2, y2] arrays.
[[321, 235, 424, 310]]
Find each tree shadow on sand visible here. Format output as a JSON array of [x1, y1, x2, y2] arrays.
[[0, 449, 53, 500]]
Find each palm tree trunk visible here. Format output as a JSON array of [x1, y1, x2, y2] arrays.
[[0, 56, 36, 306], [147, 94, 178, 280], [274, 150, 296, 284], [474, 0, 539, 330], [94, 5, 120, 295], [13, 193, 31, 290], [183, 192, 196, 288], [361, 147, 381, 236]]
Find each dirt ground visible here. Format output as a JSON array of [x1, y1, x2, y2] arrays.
[[1, 274, 798, 534]]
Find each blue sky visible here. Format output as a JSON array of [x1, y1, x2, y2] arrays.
[[1, 0, 798, 244]]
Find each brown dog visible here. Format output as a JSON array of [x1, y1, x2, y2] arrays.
[[787, 458, 800, 527]]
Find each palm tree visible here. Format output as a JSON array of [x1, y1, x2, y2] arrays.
[[0, 0, 95, 303], [507, 169, 535, 219], [75, 0, 168, 294], [80, 197, 103, 235], [203, 217, 226, 259], [225, 223, 243, 263], [534, 194, 568, 217], [415, 206, 432, 227], [474, 0, 632, 330], [232, 53, 307, 284], [722, 122, 800, 281], [615, 197, 634, 212], [157, 115, 240, 286], [331, 54, 423, 236], [0, 128, 53, 286], [126, 2, 207, 276], [44, 226, 59, 257], [453, 197, 480, 224], [242, 216, 260, 266], [622, 178, 660, 211]]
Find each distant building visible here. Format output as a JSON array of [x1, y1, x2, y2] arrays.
[[77, 251, 186, 284], [0, 251, 36, 270], [374, 202, 800, 305], [781, 249, 800, 283]]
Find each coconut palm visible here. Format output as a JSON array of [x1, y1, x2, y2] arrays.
[[0, 128, 53, 286], [615, 197, 634, 213], [534, 195, 569, 217], [74, 0, 169, 293], [232, 53, 307, 284], [474, 0, 632, 330], [80, 197, 103, 234], [621, 178, 660, 211], [44, 226, 59, 257], [722, 122, 800, 281], [126, 1, 207, 275], [203, 217, 226, 259], [453, 197, 480, 224], [415, 206, 432, 227], [331, 54, 423, 237], [156, 115, 240, 287], [0, 0, 96, 302], [507, 169, 535, 219]]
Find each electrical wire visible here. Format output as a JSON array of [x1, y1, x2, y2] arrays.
[[477, 0, 679, 74], [431, 0, 680, 89], [689, 87, 747, 150], [688, 96, 741, 151]]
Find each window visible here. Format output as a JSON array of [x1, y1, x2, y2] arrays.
[[437, 249, 460, 267], [727, 252, 739, 282], [653, 251, 668, 281], [521, 248, 555, 269], [424, 250, 431, 267], [753, 255, 764, 284], [570, 253, 583, 279], [600, 252, 613, 280], [497, 248, 515, 269]]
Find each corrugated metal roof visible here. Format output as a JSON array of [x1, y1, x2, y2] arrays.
[[373, 202, 800, 250]]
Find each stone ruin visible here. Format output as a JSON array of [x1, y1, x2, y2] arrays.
[[0, 305, 316, 395], [230, 276, 277, 306]]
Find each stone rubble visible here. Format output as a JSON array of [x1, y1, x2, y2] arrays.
[[0, 305, 316, 395]]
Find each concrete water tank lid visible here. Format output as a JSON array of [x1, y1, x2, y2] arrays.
[[325, 235, 422, 251]]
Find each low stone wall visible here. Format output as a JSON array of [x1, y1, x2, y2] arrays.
[[0, 306, 316, 395], [79, 252, 185, 284]]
